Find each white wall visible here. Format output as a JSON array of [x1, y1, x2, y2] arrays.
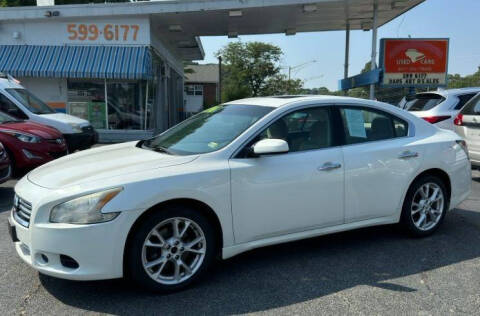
[[0, 16, 150, 46], [19, 77, 67, 108]]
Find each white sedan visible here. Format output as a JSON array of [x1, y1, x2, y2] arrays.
[[8, 96, 471, 292]]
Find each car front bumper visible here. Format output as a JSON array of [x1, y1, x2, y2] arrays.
[[9, 180, 142, 281], [64, 128, 97, 152]]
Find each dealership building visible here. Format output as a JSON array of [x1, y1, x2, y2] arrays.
[[0, 0, 423, 142]]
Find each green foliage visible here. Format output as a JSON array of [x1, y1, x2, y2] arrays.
[[216, 41, 285, 101], [0, 0, 137, 6], [261, 74, 304, 96], [0, 0, 35, 6], [447, 67, 480, 88]]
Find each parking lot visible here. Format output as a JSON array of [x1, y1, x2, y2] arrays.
[[0, 171, 478, 315]]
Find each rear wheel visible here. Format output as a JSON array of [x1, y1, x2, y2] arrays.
[[126, 206, 217, 292], [401, 175, 448, 237]]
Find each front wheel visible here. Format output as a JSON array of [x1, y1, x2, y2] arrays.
[[400, 175, 448, 237], [126, 206, 217, 292]]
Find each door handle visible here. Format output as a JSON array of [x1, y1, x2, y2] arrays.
[[398, 150, 419, 159], [318, 162, 342, 171]]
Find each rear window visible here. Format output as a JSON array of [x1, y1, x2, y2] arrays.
[[460, 93, 480, 115], [406, 93, 445, 111], [454, 93, 477, 110]]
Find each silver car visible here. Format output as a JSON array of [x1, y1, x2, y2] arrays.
[[455, 92, 480, 168], [406, 88, 480, 131]]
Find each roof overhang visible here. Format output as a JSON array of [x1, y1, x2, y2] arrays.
[[0, 0, 425, 61]]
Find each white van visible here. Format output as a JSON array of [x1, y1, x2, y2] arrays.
[[0, 75, 96, 152]]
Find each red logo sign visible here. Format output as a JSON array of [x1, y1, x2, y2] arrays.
[[384, 39, 448, 73], [381, 38, 449, 87]]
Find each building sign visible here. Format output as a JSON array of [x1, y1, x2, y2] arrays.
[[380, 38, 449, 87], [66, 23, 141, 42]]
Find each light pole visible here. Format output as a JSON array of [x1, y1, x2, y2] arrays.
[[287, 60, 318, 81]]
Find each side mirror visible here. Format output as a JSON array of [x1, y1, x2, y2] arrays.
[[252, 138, 289, 156]]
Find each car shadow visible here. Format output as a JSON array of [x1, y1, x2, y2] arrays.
[[39, 207, 480, 315]]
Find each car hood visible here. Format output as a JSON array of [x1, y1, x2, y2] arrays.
[[27, 142, 198, 189], [39, 113, 89, 125], [0, 121, 62, 139]]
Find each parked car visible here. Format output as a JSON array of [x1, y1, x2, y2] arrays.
[[0, 141, 11, 183], [0, 111, 67, 174], [0, 74, 96, 152], [454, 92, 480, 169], [405, 88, 480, 130], [8, 96, 471, 293]]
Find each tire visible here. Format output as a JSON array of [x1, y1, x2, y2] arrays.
[[125, 205, 217, 293], [3, 147, 16, 178], [400, 175, 449, 237]]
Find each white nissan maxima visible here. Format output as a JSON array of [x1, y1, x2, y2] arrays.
[[8, 96, 471, 292]]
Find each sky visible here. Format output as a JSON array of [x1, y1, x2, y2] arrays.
[[198, 0, 480, 91]]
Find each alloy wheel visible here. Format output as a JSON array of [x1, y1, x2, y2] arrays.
[[411, 182, 445, 231], [141, 217, 206, 285]]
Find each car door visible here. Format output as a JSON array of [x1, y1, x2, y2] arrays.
[[229, 106, 345, 244], [338, 105, 424, 223]]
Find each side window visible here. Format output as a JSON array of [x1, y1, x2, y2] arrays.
[[257, 107, 333, 152], [340, 107, 408, 145], [0, 94, 27, 119], [454, 93, 477, 110]]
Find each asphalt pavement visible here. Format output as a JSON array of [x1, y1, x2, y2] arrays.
[[1, 172, 480, 315]]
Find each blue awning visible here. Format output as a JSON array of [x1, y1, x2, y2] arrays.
[[0, 45, 153, 80]]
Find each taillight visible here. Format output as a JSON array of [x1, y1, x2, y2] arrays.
[[421, 116, 451, 124], [454, 114, 463, 126], [456, 140, 469, 159]]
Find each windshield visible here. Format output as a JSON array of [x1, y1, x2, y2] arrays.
[[406, 93, 446, 111], [0, 111, 19, 123], [142, 104, 274, 155], [6, 88, 55, 114]]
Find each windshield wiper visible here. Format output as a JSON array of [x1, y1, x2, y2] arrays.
[[152, 146, 175, 155]]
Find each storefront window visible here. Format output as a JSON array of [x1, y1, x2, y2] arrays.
[[67, 80, 107, 129], [67, 79, 155, 131]]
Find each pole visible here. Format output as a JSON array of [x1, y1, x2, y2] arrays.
[[218, 56, 222, 103], [369, 0, 378, 100], [344, 22, 350, 95]]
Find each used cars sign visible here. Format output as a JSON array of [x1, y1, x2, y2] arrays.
[[380, 38, 449, 87]]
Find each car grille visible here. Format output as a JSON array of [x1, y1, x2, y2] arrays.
[[46, 138, 65, 145], [82, 126, 94, 133], [12, 195, 32, 228]]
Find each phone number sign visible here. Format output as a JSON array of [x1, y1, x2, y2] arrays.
[[66, 23, 142, 43], [380, 38, 449, 87]]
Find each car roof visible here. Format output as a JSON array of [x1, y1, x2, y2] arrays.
[[416, 87, 480, 97], [225, 95, 384, 108]]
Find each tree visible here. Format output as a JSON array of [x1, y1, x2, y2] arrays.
[[261, 74, 303, 96], [216, 41, 283, 101], [447, 67, 480, 88], [0, 0, 140, 6]]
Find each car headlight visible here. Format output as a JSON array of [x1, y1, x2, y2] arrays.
[[49, 188, 122, 224], [68, 123, 83, 133], [0, 129, 41, 143]]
